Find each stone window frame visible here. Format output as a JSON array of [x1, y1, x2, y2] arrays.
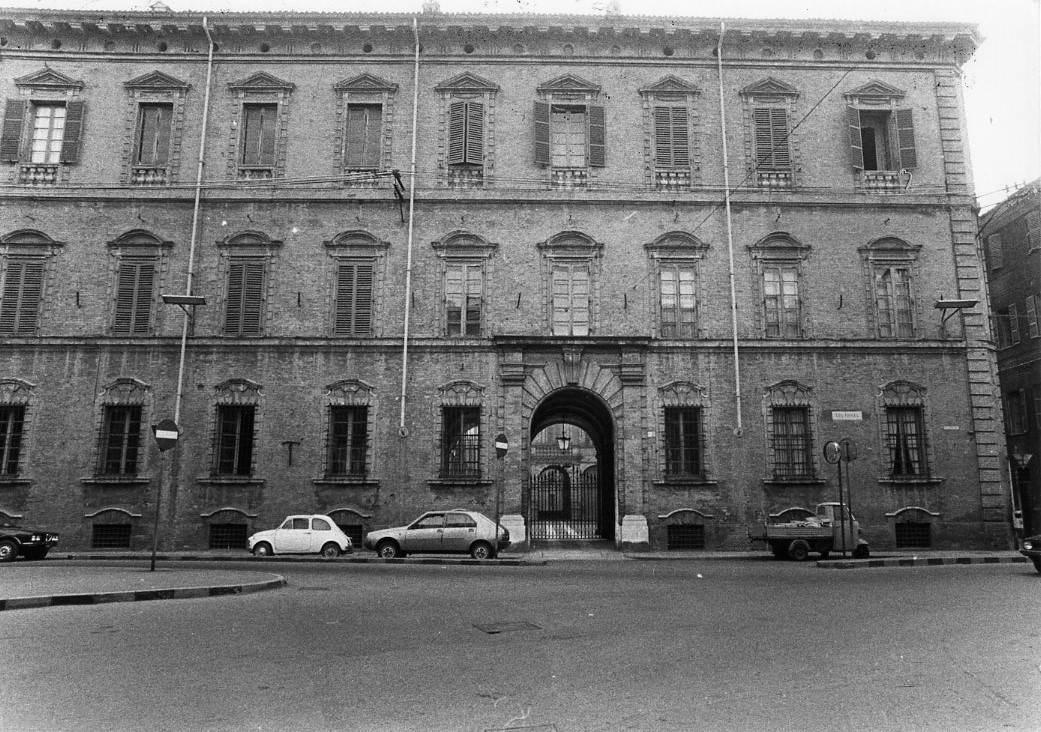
[[225, 72, 295, 182], [739, 77, 800, 189], [314, 379, 379, 487], [654, 381, 716, 486], [431, 231, 498, 338], [324, 230, 389, 338], [748, 232, 811, 339], [106, 229, 174, 337], [435, 72, 499, 189], [82, 377, 152, 485], [876, 380, 941, 485], [533, 74, 605, 189], [0, 229, 65, 337], [202, 378, 264, 484], [121, 71, 190, 186], [333, 74, 398, 187], [216, 231, 283, 338], [0, 378, 35, 484], [639, 76, 701, 192], [843, 80, 917, 191], [1, 68, 86, 187], [645, 232, 709, 340], [537, 231, 604, 337], [429, 380, 491, 487], [858, 237, 923, 340], [762, 379, 823, 485]]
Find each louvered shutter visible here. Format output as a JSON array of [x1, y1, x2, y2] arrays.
[[59, 100, 85, 164], [114, 262, 139, 335], [0, 260, 44, 335], [1027, 211, 1040, 249], [847, 106, 864, 170], [132, 262, 155, 334], [1, 99, 25, 163], [240, 261, 265, 335], [353, 263, 373, 335], [224, 261, 244, 333], [654, 106, 691, 168], [259, 105, 277, 166], [1026, 294, 1039, 339], [465, 101, 484, 164], [447, 101, 466, 165], [653, 107, 672, 167], [753, 108, 773, 167], [671, 106, 690, 167], [571, 266, 590, 335], [336, 262, 373, 336], [770, 108, 790, 169], [588, 104, 606, 168], [896, 108, 916, 170], [533, 101, 551, 166]]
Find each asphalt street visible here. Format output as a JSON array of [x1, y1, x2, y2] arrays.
[[2, 558, 1038, 732]]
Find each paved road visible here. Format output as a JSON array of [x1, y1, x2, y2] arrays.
[[2, 558, 1038, 732]]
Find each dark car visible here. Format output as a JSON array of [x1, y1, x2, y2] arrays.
[[1021, 535, 1041, 574], [0, 525, 59, 562]]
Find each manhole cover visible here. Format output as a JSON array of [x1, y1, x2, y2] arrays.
[[297, 586, 330, 592], [473, 621, 542, 634], [484, 726, 556, 732]]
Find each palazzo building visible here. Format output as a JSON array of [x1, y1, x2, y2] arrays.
[[0, 7, 1012, 552]]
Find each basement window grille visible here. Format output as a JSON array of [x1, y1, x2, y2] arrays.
[[336, 523, 364, 547], [667, 524, 706, 550], [92, 523, 132, 549], [209, 523, 248, 549], [895, 522, 931, 548]]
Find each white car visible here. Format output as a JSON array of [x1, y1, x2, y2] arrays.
[[363, 509, 510, 560], [247, 515, 353, 558]]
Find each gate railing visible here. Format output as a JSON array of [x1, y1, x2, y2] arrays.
[[528, 471, 601, 540]]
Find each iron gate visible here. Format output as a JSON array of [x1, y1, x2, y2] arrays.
[[528, 469, 602, 540]]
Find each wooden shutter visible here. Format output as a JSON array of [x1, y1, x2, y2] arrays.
[[769, 108, 790, 169], [847, 106, 864, 170], [1026, 211, 1040, 249], [114, 260, 155, 335], [59, 100, 85, 164], [465, 101, 484, 165], [753, 108, 773, 167], [896, 108, 916, 170], [588, 104, 606, 168], [0, 99, 25, 163], [225, 261, 244, 333], [225, 260, 264, 335], [654, 106, 690, 168], [0, 260, 44, 335], [135, 104, 171, 165], [533, 101, 551, 166], [1025, 294, 1038, 339], [447, 101, 466, 165], [259, 105, 277, 166], [335, 262, 373, 336]]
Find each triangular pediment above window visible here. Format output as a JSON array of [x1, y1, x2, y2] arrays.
[[537, 74, 601, 96], [124, 70, 190, 91], [639, 76, 699, 97], [228, 72, 294, 92], [334, 74, 398, 93], [740, 77, 799, 98], [435, 72, 499, 94], [15, 68, 84, 90], [844, 80, 906, 101]]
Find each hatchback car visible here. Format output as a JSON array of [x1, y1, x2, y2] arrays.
[[0, 525, 59, 562], [247, 515, 353, 557], [364, 509, 509, 560], [1021, 535, 1041, 574]]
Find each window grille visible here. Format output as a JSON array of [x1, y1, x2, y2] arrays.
[[667, 524, 706, 550], [770, 406, 812, 478], [92, 523, 132, 549], [328, 406, 368, 476], [99, 405, 142, 475], [209, 523, 248, 549], [895, 522, 931, 548], [885, 406, 927, 476], [337, 523, 364, 546], [441, 406, 480, 479], [0, 405, 25, 476]]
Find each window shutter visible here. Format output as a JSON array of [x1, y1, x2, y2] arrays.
[[896, 108, 916, 170], [259, 105, 277, 166], [769, 108, 790, 169], [551, 265, 570, 335], [588, 104, 606, 168], [1025, 211, 1040, 249], [671, 106, 690, 167], [1, 99, 26, 163], [1009, 302, 1020, 345], [753, 108, 773, 167], [653, 107, 672, 167], [847, 106, 864, 171], [0, 260, 44, 335], [224, 261, 244, 333], [465, 101, 484, 165], [353, 263, 373, 335], [241, 261, 265, 334], [447, 101, 466, 165], [1026, 294, 1039, 339], [59, 100, 85, 164], [336, 262, 373, 336], [533, 101, 551, 166], [114, 261, 156, 335]]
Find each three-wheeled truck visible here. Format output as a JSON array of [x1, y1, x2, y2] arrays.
[[750, 502, 870, 561]]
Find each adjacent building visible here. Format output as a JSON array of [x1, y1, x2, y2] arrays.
[[0, 8, 1012, 552]]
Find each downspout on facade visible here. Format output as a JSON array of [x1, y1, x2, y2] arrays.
[[398, 16, 421, 438]]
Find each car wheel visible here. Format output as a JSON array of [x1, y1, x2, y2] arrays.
[[252, 542, 273, 557], [0, 539, 19, 563], [470, 541, 494, 561], [852, 544, 870, 559], [320, 542, 340, 558], [787, 540, 810, 562], [1032, 557, 1041, 575], [22, 548, 47, 561], [376, 540, 401, 559]]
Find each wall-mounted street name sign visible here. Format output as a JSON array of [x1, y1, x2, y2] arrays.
[[831, 411, 863, 421]]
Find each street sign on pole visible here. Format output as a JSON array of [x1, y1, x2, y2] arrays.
[[152, 419, 180, 452], [494, 433, 507, 556], [149, 418, 179, 571], [495, 433, 508, 459]]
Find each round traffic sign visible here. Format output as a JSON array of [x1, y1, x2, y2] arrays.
[[152, 419, 180, 452], [494, 432, 508, 459]]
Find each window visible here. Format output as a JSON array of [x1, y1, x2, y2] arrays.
[[123, 72, 189, 186], [441, 406, 480, 479], [1006, 390, 1028, 435], [895, 521, 931, 548], [228, 72, 293, 181], [209, 523, 248, 549], [239, 103, 277, 172], [345, 104, 382, 171], [334, 261, 373, 336], [844, 82, 917, 190], [873, 265, 914, 339], [996, 308, 1013, 349], [533, 74, 605, 188], [667, 524, 706, 550], [447, 100, 484, 172], [653, 106, 691, 174], [0, 405, 25, 476], [92, 523, 132, 549], [752, 107, 791, 173], [762, 265, 801, 338], [29, 103, 66, 165], [0, 258, 44, 335], [1027, 211, 1040, 252], [98, 405, 142, 475], [328, 406, 368, 477], [215, 405, 255, 476], [1027, 295, 1039, 339], [664, 407, 702, 477], [1, 70, 85, 185], [659, 264, 697, 338], [770, 406, 812, 478], [986, 234, 1004, 270], [224, 259, 265, 336], [133, 103, 171, 168], [113, 259, 155, 336], [446, 262, 482, 336], [551, 263, 590, 336], [1009, 302, 1021, 345], [885, 406, 927, 476]]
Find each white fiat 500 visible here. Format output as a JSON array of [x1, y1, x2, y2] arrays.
[[247, 515, 353, 558]]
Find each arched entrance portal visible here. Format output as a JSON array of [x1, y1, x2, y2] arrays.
[[528, 388, 615, 541]]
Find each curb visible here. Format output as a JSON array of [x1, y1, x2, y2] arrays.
[[55, 553, 547, 566], [0, 574, 287, 612], [818, 555, 1030, 570]]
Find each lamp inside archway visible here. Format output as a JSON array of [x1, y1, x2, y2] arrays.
[[557, 420, 571, 451]]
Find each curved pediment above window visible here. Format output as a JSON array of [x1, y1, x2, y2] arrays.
[[879, 379, 927, 405], [438, 379, 484, 406], [639, 75, 699, 99], [435, 72, 499, 94], [645, 232, 709, 257], [218, 231, 283, 250], [859, 236, 921, 260], [325, 379, 374, 407], [107, 229, 173, 251], [15, 68, 84, 91], [748, 232, 810, 259], [537, 231, 603, 257], [0, 229, 63, 252], [334, 73, 398, 94], [659, 381, 708, 407], [228, 72, 294, 93], [214, 378, 262, 404], [537, 74, 601, 99], [324, 230, 389, 253], [124, 70, 190, 92], [0, 378, 34, 405], [844, 80, 906, 103], [740, 76, 799, 99], [431, 231, 498, 258], [764, 379, 813, 405], [99, 377, 150, 405]]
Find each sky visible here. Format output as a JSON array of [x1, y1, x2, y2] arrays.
[[9, 0, 1040, 209]]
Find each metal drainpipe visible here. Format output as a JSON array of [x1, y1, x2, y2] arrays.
[[717, 22, 743, 437], [398, 17, 420, 438], [173, 16, 215, 426]]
